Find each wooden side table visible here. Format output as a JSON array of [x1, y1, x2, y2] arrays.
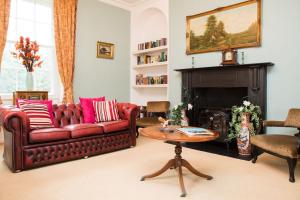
[[13, 91, 48, 105]]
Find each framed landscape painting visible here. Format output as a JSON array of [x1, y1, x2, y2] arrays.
[[97, 41, 114, 59], [186, 0, 261, 54]]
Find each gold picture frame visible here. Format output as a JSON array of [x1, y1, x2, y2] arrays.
[[186, 0, 261, 54], [97, 41, 115, 59]]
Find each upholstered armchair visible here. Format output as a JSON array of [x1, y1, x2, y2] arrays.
[[251, 109, 300, 182]]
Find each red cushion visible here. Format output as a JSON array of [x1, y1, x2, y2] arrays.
[[64, 124, 104, 138], [29, 128, 70, 143], [79, 97, 105, 123], [93, 99, 120, 122], [20, 103, 54, 129], [98, 120, 129, 133], [17, 99, 55, 124]]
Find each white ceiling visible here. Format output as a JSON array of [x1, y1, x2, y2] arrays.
[[98, 0, 148, 10]]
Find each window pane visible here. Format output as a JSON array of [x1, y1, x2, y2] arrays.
[[10, 0, 17, 18], [39, 47, 54, 70], [16, 69, 27, 90], [0, 69, 17, 93], [17, 19, 35, 39], [1, 0, 58, 95], [36, 0, 52, 23], [17, 0, 35, 21], [7, 18, 17, 41], [36, 23, 53, 45], [35, 69, 51, 91]]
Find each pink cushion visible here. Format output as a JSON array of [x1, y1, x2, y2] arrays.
[[79, 97, 105, 123], [93, 99, 120, 122], [17, 99, 54, 124], [20, 103, 54, 129]]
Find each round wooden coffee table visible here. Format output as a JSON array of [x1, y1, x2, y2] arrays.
[[139, 126, 219, 197]]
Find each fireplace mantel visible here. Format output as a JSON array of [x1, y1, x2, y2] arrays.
[[175, 62, 274, 120]]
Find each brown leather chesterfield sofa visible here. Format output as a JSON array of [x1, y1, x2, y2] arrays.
[[0, 103, 138, 172]]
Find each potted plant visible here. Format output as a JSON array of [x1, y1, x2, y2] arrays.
[[227, 100, 262, 156], [170, 88, 194, 126]]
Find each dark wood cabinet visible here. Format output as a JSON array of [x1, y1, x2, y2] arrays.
[[13, 91, 48, 105]]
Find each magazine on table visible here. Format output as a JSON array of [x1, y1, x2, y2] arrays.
[[177, 127, 214, 137]]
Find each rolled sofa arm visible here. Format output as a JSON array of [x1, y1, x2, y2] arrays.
[[0, 105, 31, 145], [263, 120, 285, 127], [0, 105, 31, 172], [117, 103, 138, 146]]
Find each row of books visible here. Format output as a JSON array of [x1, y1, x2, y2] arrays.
[[136, 74, 168, 85], [137, 52, 167, 65], [137, 38, 167, 50]]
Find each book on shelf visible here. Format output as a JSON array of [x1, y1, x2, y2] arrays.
[[137, 38, 168, 50], [177, 127, 214, 137]]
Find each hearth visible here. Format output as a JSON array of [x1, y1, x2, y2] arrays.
[[176, 62, 273, 158]]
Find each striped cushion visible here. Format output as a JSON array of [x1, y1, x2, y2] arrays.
[[93, 99, 120, 122], [20, 103, 54, 129]]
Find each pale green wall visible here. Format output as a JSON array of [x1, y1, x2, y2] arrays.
[[74, 0, 130, 102], [169, 0, 300, 132]]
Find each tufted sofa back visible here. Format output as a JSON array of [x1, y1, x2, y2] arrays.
[[52, 104, 84, 128]]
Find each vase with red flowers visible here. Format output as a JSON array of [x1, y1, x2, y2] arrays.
[[11, 36, 43, 90]]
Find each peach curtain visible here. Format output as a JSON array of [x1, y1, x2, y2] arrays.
[[0, 0, 10, 68], [53, 0, 77, 103]]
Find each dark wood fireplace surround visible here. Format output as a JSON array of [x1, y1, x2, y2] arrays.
[[175, 62, 274, 143]]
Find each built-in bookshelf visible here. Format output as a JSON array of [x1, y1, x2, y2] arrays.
[[130, 3, 169, 106], [133, 38, 168, 88]]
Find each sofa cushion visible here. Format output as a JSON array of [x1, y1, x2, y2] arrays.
[[17, 99, 55, 124], [64, 124, 104, 138], [93, 99, 120, 122], [79, 97, 105, 123], [30, 128, 70, 143], [98, 120, 129, 133], [20, 103, 54, 129]]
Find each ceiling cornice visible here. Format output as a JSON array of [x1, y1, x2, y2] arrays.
[[97, 0, 147, 11]]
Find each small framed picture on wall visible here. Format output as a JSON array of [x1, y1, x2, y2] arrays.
[[97, 41, 115, 59]]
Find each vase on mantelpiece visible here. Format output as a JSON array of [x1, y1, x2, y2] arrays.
[[26, 71, 34, 91], [236, 112, 252, 156]]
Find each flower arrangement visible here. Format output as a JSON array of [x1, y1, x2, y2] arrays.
[[170, 88, 194, 126], [227, 100, 262, 140], [11, 36, 42, 72]]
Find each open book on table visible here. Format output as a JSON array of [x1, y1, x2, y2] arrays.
[[177, 127, 214, 137]]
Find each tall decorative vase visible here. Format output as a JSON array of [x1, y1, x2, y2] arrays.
[[181, 109, 189, 127], [26, 72, 34, 91], [237, 112, 252, 156]]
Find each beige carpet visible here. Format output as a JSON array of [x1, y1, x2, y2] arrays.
[[0, 136, 299, 200]]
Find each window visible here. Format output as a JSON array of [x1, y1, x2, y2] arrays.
[[0, 0, 61, 99]]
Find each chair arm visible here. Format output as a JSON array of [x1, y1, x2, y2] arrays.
[[263, 120, 285, 127], [0, 105, 31, 145]]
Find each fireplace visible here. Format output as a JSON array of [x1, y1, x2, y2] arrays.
[[176, 62, 273, 145]]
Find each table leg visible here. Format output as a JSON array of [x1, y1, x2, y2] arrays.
[[178, 162, 187, 197], [181, 159, 213, 180], [141, 159, 175, 181], [141, 142, 212, 197]]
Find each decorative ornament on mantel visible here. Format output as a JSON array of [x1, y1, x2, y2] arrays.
[[11, 36, 43, 90]]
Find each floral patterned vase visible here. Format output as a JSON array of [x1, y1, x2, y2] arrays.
[[237, 112, 252, 156], [26, 72, 34, 91], [181, 109, 189, 127]]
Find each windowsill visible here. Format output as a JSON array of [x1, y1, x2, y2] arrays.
[[0, 92, 62, 105]]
